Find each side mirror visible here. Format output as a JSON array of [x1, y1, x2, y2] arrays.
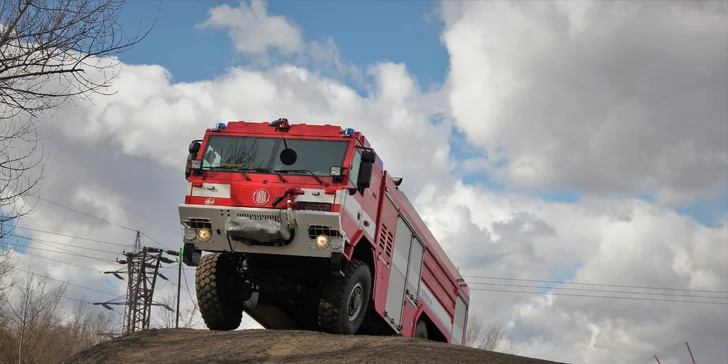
[[356, 150, 376, 193], [189, 140, 201, 154], [361, 150, 376, 163]]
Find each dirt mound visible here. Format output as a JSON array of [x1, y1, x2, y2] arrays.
[[62, 328, 567, 364]]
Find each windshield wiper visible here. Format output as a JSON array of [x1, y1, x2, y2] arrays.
[[275, 169, 329, 187], [239, 168, 288, 183]]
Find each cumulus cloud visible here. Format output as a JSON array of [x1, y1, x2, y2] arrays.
[[196, 0, 303, 55], [441, 0, 728, 204], [420, 182, 727, 363], [2, 1, 727, 363]]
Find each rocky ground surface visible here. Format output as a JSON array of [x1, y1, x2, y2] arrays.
[[62, 328, 569, 364]]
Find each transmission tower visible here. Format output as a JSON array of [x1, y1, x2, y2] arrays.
[[94, 238, 179, 335]]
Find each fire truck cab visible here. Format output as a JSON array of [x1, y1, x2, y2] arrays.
[[179, 118, 469, 344]]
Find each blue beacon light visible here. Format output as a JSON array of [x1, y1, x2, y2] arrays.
[[343, 128, 355, 137], [212, 122, 226, 131]]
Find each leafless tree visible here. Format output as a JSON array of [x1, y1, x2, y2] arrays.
[[2, 271, 67, 364], [0, 0, 157, 247], [0, 268, 117, 363], [154, 289, 201, 329], [466, 313, 519, 355]]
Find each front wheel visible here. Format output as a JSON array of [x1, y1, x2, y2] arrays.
[[318, 259, 372, 335], [195, 252, 244, 330]]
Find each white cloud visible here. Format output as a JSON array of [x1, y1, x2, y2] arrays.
[[420, 182, 727, 363], [441, 0, 728, 204], [196, 0, 304, 55], [2, 1, 727, 363]]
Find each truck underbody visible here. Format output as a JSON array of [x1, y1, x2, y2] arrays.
[[191, 249, 394, 336]]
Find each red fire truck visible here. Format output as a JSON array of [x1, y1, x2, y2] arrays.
[[179, 118, 470, 344]]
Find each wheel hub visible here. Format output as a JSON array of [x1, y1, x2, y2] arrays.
[[347, 282, 363, 321]]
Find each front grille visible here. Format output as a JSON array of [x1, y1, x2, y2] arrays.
[[234, 212, 281, 222], [308, 225, 343, 239], [183, 218, 212, 230], [294, 202, 333, 212]]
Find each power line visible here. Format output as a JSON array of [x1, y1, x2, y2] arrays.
[[463, 275, 728, 294], [468, 281, 728, 300], [13, 226, 129, 247], [6, 241, 117, 263], [181, 265, 197, 310], [12, 250, 111, 272], [8, 266, 119, 297], [31, 196, 167, 248], [468, 287, 728, 305], [33, 196, 136, 232], [12, 234, 120, 256]]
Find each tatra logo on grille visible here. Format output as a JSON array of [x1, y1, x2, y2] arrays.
[[253, 189, 270, 206], [204, 198, 215, 205]]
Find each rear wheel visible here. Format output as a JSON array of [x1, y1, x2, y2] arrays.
[[318, 259, 372, 335], [195, 252, 244, 330]]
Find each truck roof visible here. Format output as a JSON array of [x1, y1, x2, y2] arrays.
[[215, 120, 351, 138]]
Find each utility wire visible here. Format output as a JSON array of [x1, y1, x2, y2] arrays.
[[463, 275, 728, 294], [468, 281, 728, 300], [469, 287, 728, 305], [33, 196, 136, 232], [11, 234, 120, 256], [31, 196, 168, 248], [12, 226, 128, 247], [7, 241, 117, 263], [8, 266, 118, 297], [181, 266, 197, 310], [10, 250, 110, 272]]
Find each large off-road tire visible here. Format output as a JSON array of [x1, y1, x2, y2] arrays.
[[318, 259, 372, 335], [195, 252, 244, 331]]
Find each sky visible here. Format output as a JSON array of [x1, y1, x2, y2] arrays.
[[1, 1, 727, 363]]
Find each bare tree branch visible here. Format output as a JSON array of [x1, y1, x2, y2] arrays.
[[0, 0, 158, 248], [466, 313, 519, 355]]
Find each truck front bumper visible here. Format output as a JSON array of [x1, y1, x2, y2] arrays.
[[178, 204, 347, 263]]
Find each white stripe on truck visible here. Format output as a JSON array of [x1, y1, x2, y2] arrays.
[[190, 183, 231, 198], [419, 281, 453, 334]]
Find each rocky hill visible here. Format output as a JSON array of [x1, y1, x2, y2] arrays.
[[62, 329, 568, 364]]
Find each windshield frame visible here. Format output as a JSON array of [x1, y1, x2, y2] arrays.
[[197, 134, 354, 178]]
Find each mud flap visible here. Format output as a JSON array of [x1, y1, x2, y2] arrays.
[[225, 216, 291, 243], [183, 243, 201, 266]]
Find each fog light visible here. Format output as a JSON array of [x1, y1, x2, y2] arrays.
[[184, 228, 197, 240], [198, 228, 211, 242], [330, 236, 344, 249], [315, 234, 329, 248]]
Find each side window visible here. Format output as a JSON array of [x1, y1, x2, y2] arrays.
[[348, 148, 362, 188]]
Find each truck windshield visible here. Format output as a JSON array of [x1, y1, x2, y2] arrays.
[[200, 135, 350, 177]]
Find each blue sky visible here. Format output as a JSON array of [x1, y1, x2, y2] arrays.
[[110, 0, 727, 227], [118, 0, 447, 86]]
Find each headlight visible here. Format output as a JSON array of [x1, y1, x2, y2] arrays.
[[190, 159, 202, 169], [197, 228, 211, 241], [315, 234, 329, 248], [329, 166, 343, 177], [184, 228, 197, 240]]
